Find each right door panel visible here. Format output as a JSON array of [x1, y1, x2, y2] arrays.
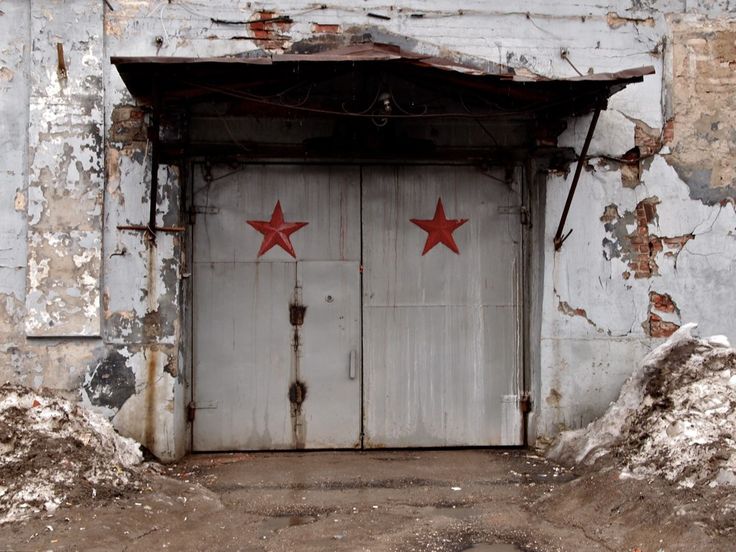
[[362, 165, 523, 447]]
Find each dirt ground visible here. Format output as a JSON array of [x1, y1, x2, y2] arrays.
[[0, 449, 730, 551]]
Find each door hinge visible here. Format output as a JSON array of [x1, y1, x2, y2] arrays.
[[497, 205, 531, 227], [519, 393, 533, 413], [188, 401, 218, 422], [520, 206, 531, 227], [189, 204, 220, 225]]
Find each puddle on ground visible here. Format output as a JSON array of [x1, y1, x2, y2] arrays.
[[463, 544, 522, 552], [426, 506, 481, 520], [259, 515, 317, 537]]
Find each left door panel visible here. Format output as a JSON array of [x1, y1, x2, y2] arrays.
[[192, 165, 361, 450]]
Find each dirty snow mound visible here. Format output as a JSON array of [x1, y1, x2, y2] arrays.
[[548, 323, 736, 489], [0, 384, 143, 523]]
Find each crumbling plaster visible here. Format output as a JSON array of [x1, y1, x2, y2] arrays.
[[25, 0, 104, 337], [1, 0, 735, 458], [539, 11, 736, 436]]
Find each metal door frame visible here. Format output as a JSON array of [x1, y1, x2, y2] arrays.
[[185, 159, 529, 451]]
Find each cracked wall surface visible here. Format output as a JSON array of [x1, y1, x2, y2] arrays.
[[2, 0, 736, 456], [541, 7, 736, 434]]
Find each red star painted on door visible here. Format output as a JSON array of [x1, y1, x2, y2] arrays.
[[410, 198, 468, 255], [247, 201, 308, 258]]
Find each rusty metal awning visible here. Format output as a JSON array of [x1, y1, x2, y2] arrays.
[[112, 42, 654, 121]]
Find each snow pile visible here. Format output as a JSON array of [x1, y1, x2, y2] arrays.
[[0, 383, 143, 523], [548, 323, 736, 489]]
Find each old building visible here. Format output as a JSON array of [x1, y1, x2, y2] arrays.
[[1, 0, 734, 460]]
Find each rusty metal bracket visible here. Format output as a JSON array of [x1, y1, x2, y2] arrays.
[[519, 393, 532, 414], [520, 392, 533, 446], [117, 224, 185, 233], [56, 43, 67, 79], [553, 106, 602, 251], [211, 15, 293, 25]]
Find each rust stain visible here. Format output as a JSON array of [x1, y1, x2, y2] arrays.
[[289, 303, 307, 326], [557, 299, 600, 330], [289, 380, 307, 406], [143, 347, 157, 451], [606, 12, 655, 28], [363, 437, 387, 449], [143, 242, 158, 450], [557, 301, 588, 319], [289, 286, 307, 448], [546, 388, 562, 407]]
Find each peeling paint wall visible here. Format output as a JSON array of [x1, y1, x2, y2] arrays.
[[1, 0, 735, 457], [26, 0, 104, 337], [540, 8, 736, 437]]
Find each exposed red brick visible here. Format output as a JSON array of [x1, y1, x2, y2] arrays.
[[649, 236, 663, 255], [641, 200, 658, 223], [111, 106, 144, 123], [645, 313, 680, 338], [662, 118, 675, 144], [662, 234, 694, 248], [312, 23, 340, 33], [634, 121, 662, 157], [643, 292, 680, 337], [248, 11, 293, 50], [603, 198, 691, 280], [110, 105, 146, 142], [649, 291, 677, 313], [628, 198, 661, 278]]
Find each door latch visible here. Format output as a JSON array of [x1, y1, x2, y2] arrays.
[[349, 350, 357, 380]]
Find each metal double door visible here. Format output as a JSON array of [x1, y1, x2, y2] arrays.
[[192, 164, 522, 450]]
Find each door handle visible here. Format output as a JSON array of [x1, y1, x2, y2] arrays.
[[349, 349, 357, 380]]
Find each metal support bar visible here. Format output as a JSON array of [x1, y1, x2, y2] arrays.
[[147, 76, 161, 242], [553, 106, 602, 251], [117, 225, 185, 233]]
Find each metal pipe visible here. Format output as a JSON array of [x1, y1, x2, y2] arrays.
[[147, 77, 161, 242], [553, 106, 601, 250]]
